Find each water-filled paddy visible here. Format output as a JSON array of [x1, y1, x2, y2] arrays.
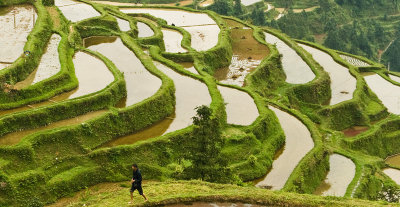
[[299, 44, 356, 105], [162, 29, 187, 53], [383, 168, 400, 185], [0, 110, 106, 146], [339, 54, 370, 67], [14, 34, 62, 89], [314, 154, 355, 197], [55, 0, 100, 22], [363, 73, 400, 114], [256, 106, 314, 190], [214, 19, 268, 86], [241, 0, 262, 6], [264, 33, 315, 84], [69, 51, 114, 99], [342, 126, 369, 137], [137, 22, 154, 38], [183, 24, 220, 51], [116, 17, 130, 32], [0, 5, 36, 63], [179, 62, 198, 75], [389, 74, 400, 83], [385, 154, 400, 168], [84, 36, 162, 106], [217, 86, 258, 125]]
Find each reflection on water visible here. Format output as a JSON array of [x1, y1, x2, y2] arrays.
[[0, 110, 106, 146], [389, 74, 400, 83], [299, 44, 356, 105], [70, 51, 114, 99], [183, 24, 220, 51], [14, 34, 62, 89], [214, 20, 268, 86], [116, 17, 130, 32], [363, 73, 400, 114], [153, 61, 211, 134], [264, 33, 315, 84], [85, 36, 162, 107], [339, 54, 370, 67], [0, 5, 36, 64], [101, 113, 174, 147], [342, 126, 368, 137], [162, 29, 186, 53], [137, 22, 153, 38], [385, 154, 400, 168], [383, 168, 400, 185], [179, 62, 198, 75], [314, 154, 355, 197], [55, 0, 100, 22], [256, 106, 314, 190], [217, 86, 258, 125]]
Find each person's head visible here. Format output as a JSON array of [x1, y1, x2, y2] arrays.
[[132, 163, 138, 171]]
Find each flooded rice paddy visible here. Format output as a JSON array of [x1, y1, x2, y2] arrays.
[[389, 74, 400, 83], [0, 110, 106, 146], [314, 154, 355, 197], [363, 73, 400, 114], [217, 86, 258, 125], [84, 36, 162, 106], [116, 17, 130, 32], [339, 54, 370, 67], [214, 19, 268, 86], [69, 51, 114, 99], [162, 29, 187, 53], [383, 168, 400, 185], [256, 106, 314, 190], [121, 8, 220, 51], [55, 0, 100, 22], [179, 62, 199, 75], [299, 44, 356, 105], [0, 5, 36, 63], [385, 154, 400, 168], [14, 34, 62, 89], [264, 33, 315, 84], [137, 21, 154, 38], [241, 0, 262, 6]]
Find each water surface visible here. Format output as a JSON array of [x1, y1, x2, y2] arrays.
[[383, 168, 400, 185], [256, 106, 314, 190], [264, 33, 315, 84], [299, 44, 356, 105], [0, 5, 36, 63], [339, 55, 370, 67], [218, 86, 258, 125], [241, 0, 262, 6], [116, 17, 130, 32], [85, 36, 162, 106], [314, 154, 355, 197], [385, 154, 400, 168], [183, 24, 220, 51], [55, 0, 100, 22], [162, 29, 186, 53], [179, 62, 198, 75], [137, 22, 154, 38], [342, 126, 368, 137], [363, 73, 400, 114]]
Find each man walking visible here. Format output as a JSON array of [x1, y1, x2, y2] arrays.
[[129, 163, 148, 204]]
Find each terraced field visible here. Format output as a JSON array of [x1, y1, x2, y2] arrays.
[[0, 0, 400, 206]]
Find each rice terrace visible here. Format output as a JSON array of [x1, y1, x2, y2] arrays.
[[2, 0, 400, 206]]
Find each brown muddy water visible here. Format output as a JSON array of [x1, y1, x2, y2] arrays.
[[0, 5, 36, 63], [314, 154, 355, 197], [363, 73, 400, 114], [342, 126, 369, 137], [214, 20, 268, 86], [339, 54, 370, 67], [162, 29, 187, 53], [84, 36, 162, 107], [179, 62, 199, 75], [14, 34, 62, 89], [385, 154, 400, 168], [217, 86, 258, 125], [256, 106, 314, 190], [0, 110, 106, 146], [383, 168, 400, 185], [264, 33, 315, 84], [69, 51, 114, 99], [137, 21, 154, 38], [116, 17, 131, 32], [55, 0, 100, 22], [299, 44, 356, 105]]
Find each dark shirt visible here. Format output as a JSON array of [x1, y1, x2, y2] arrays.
[[132, 169, 142, 186]]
